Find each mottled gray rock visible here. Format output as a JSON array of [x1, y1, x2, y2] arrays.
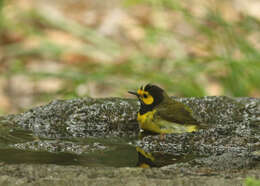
[[7, 97, 139, 138], [4, 96, 260, 138], [0, 164, 259, 186], [0, 96, 259, 175]]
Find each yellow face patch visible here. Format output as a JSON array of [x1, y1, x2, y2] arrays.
[[137, 89, 154, 105]]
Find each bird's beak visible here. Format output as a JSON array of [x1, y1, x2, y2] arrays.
[[128, 91, 139, 97]]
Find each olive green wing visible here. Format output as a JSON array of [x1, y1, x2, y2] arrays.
[[156, 100, 199, 125], [153, 112, 197, 134]]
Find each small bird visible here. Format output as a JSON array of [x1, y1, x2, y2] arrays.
[[128, 84, 201, 139]]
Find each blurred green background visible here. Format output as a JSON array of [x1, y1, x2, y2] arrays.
[[0, 0, 260, 114]]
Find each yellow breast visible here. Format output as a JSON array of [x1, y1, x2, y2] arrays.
[[137, 110, 197, 134], [137, 110, 167, 134]]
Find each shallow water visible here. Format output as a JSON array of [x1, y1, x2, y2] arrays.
[[0, 126, 136, 167], [0, 125, 193, 167], [0, 144, 138, 167]]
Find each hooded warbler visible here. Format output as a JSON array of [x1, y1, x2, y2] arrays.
[[128, 84, 201, 138]]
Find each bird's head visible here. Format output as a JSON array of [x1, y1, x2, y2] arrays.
[[128, 84, 164, 107]]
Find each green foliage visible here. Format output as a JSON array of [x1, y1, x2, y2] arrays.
[[124, 0, 183, 10], [245, 178, 260, 186], [0, 0, 4, 28], [1, 0, 260, 113]]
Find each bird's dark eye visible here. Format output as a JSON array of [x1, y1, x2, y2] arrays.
[[143, 94, 148, 98]]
